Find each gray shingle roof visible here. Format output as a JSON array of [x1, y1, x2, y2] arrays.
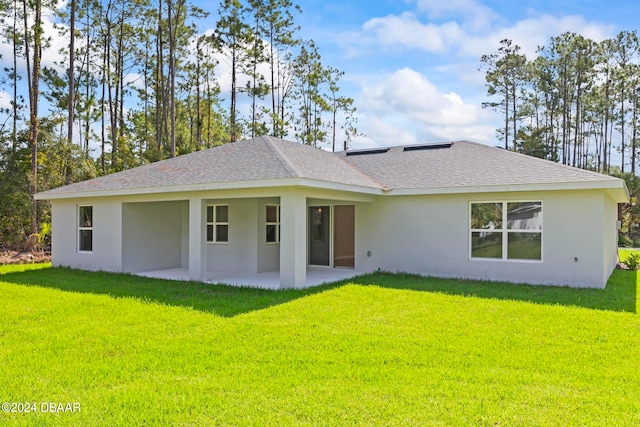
[[37, 136, 382, 196], [339, 140, 622, 190], [36, 137, 626, 198]]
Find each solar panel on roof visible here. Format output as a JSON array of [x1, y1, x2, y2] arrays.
[[403, 143, 453, 152], [345, 147, 390, 156]]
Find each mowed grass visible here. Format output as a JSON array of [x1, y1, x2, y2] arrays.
[[620, 247, 640, 262], [0, 264, 639, 426]]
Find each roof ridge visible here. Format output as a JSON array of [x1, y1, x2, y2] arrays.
[[262, 136, 301, 178]]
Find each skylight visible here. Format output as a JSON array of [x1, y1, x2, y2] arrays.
[[345, 148, 390, 156], [403, 143, 453, 152]]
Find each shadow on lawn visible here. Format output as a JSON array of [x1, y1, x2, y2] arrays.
[[349, 269, 638, 314], [1, 266, 637, 316], [0, 267, 342, 317]]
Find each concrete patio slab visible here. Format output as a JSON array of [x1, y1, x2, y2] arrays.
[[136, 267, 370, 290]]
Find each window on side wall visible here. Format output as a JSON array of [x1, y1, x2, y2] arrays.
[[470, 201, 542, 261], [78, 205, 93, 252], [207, 205, 229, 243], [266, 205, 280, 244]]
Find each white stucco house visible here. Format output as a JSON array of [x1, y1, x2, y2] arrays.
[[35, 136, 629, 289]]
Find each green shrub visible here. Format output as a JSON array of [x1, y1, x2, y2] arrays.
[[625, 252, 640, 270], [619, 234, 632, 247]]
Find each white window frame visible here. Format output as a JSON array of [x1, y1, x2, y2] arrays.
[[265, 204, 280, 244], [206, 205, 229, 244], [78, 205, 93, 253], [469, 201, 543, 262]]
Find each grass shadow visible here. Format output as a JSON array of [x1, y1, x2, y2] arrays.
[[349, 269, 638, 313], [0, 266, 346, 317], [1, 265, 636, 316]]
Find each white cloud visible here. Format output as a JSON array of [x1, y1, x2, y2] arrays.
[[420, 123, 496, 143], [351, 117, 418, 148], [348, 6, 614, 61], [460, 13, 615, 58], [0, 6, 70, 77], [433, 62, 487, 87], [361, 67, 484, 126], [0, 90, 11, 110], [361, 12, 464, 52], [355, 67, 494, 146], [413, 0, 499, 31]]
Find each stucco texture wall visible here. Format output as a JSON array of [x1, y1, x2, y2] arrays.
[[122, 200, 186, 273], [51, 198, 123, 272], [356, 190, 615, 288], [206, 198, 258, 273]]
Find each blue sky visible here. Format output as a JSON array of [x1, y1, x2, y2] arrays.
[[2, 0, 638, 152], [252, 0, 640, 149]]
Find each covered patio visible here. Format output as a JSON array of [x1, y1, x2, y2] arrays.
[[137, 266, 370, 290]]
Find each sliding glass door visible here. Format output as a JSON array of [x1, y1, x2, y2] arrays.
[[308, 205, 355, 268], [308, 206, 330, 266]]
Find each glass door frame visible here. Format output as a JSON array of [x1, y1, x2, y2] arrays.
[[308, 205, 332, 267]]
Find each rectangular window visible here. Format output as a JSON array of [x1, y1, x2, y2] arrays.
[[206, 205, 229, 243], [78, 205, 93, 252], [266, 205, 280, 244], [470, 201, 542, 261]]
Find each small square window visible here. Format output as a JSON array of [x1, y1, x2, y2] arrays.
[[216, 205, 228, 223], [206, 205, 229, 243], [216, 225, 229, 242], [266, 224, 277, 243]]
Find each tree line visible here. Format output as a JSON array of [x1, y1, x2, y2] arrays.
[[0, 0, 358, 249], [480, 31, 640, 246]]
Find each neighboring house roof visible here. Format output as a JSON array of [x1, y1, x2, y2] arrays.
[[35, 136, 629, 202]]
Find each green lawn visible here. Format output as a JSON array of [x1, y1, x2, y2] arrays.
[[1, 264, 639, 426], [619, 247, 640, 261]]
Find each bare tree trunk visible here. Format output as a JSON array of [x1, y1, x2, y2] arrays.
[[67, 0, 76, 185], [143, 39, 149, 153], [155, 0, 163, 151], [633, 93, 638, 174], [331, 104, 336, 152], [270, 25, 276, 135], [167, 0, 176, 157], [205, 49, 212, 148], [195, 37, 202, 149], [621, 91, 626, 174], [504, 83, 509, 150], [12, 0, 19, 151], [511, 83, 516, 150], [573, 77, 581, 168], [230, 44, 237, 142], [604, 77, 610, 173], [101, 28, 108, 174], [25, 0, 42, 236], [108, 24, 118, 169], [84, 4, 91, 154]]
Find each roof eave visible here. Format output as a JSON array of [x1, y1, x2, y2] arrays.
[[34, 177, 384, 200], [384, 180, 630, 202]]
